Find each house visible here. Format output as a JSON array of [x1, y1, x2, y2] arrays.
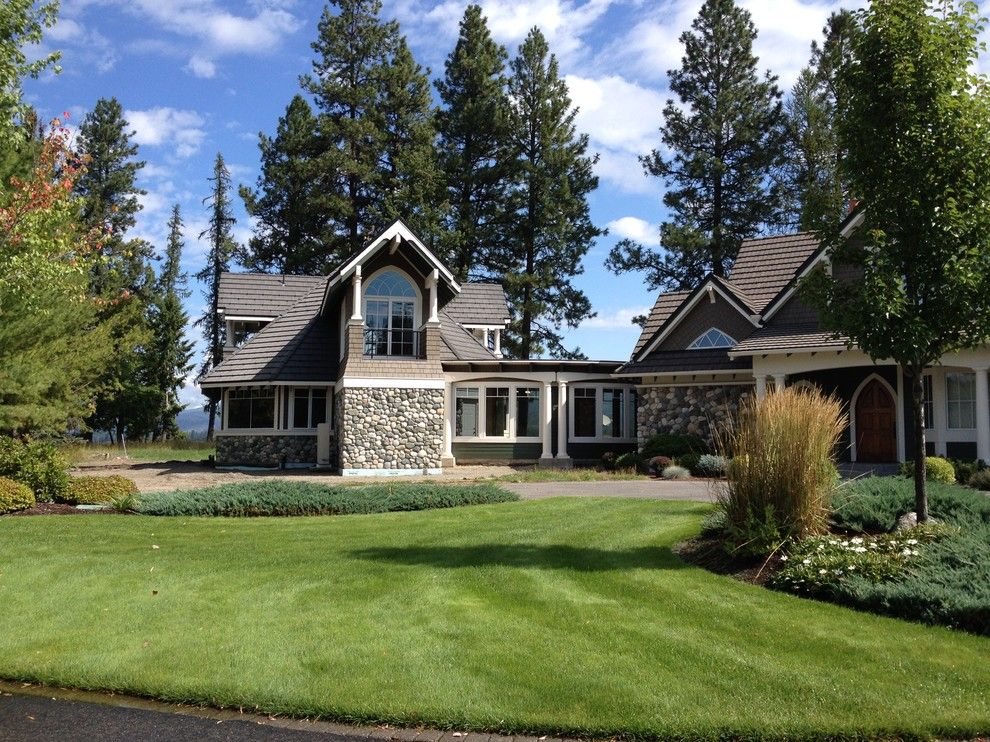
[[199, 220, 638, 474], [200, 215, 990, 473], [618, 209, 990, 465]]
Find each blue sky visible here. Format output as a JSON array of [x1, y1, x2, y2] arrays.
[[25, 0, 984, 408]]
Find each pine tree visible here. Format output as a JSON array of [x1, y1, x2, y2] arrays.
[[606, 0, 787, 291], [74, 97, 153, 298], [783, 10, 857, 232], [502, 28, 601, 360], [300, 0, 436, 259], [239, 95, 328, 274], [435, 4, 513, 281], [148, 205, 195, 439], [195, 154, 237, 441]]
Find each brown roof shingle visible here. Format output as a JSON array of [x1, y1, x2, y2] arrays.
[[617, 348, 752, 375], [731, 323, 850, 355], [444, 283, 510, 326], [728, 232, 821, 312], [217, 273, 325, 319], [631, 290, 690, 356]]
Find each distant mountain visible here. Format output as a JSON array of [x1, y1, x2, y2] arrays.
[[177, 407, 218, 440]]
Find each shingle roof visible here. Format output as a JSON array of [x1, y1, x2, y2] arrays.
[[439, 311, 497, 361], [631, 290, 690, 357], [728, 232, 822, 312], [731, 323, 850, 355], [617, 348, 752, 375], [218, 273, 325, 318], [444, 283, 510, 326], [200, 279, 338, 385]]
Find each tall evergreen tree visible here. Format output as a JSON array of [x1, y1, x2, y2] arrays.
[[606, 0, 787, 291], [239, 95, 328, 274], [434, 4, 513, 281], [300, 0, 437, 259], [195, 154, 237, 441], [148, 205, 195, 439], [502, 28, 601, 360], [74, 97, 153, 298], [783, 10, 857, 232]]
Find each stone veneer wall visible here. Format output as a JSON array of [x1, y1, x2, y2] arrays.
[[637, 384, 751, 449], [216, 434, 318, 467], [338, 387, 445, 472]]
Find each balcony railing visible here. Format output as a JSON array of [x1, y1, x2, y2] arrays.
[[363, 328, 426, 359]]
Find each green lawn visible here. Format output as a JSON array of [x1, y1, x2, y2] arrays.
[[62, 442, 214, 464], [0, 498, 987, 739], [490, 467, 646, 482]]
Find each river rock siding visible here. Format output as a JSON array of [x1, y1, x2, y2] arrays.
[[338, 387, 445, 474], [637, 384, 750, 449], [216, 434, 318, 467]]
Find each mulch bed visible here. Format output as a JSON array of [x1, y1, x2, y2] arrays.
[[4, 503, 124, 517], [674, 535, 785, 586]]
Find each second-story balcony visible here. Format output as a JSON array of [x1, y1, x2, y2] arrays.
[[363, 328, 426, 359]]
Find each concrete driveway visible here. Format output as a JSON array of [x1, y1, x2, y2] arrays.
[[503, 479, 717, 502]]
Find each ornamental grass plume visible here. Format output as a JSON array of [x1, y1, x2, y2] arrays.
[[715, 386, 847, 551]]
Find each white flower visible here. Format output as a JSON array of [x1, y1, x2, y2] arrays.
[[851, 537, 864, 544], [853, 546, 867, 553], [906, 538, 918, 545], [835, 570, 843, 575], [901, 548, 913, 556], [848, 565, 856, 571], [780, 555, 789, 561], [819, 569, 828, 574], [803, 559, 812, 565]]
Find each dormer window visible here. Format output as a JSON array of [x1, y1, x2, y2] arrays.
[[688, 327, 736, 349], [362, 269, 421, 357]]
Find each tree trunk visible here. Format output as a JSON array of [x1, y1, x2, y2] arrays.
[[206, 399, 216, 442], [909, 364, 928, 522]]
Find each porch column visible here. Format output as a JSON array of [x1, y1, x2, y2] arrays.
[[427, 269, 439, 323], [350, 265, 363, 321], [975, 366, 990, 463], [493, 329, 502, 358], [540, 381, 553, 460], [772, 373, 787, 391], [556, 380, 570, 461], [755, 375, 767, 400]]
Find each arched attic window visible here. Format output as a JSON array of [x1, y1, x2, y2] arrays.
[[363, 269, 419, 357], [688, 327, 736, 349]]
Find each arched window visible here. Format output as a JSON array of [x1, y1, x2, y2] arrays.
[[688, 327, 736, 349], [363, 270, 419, 357]]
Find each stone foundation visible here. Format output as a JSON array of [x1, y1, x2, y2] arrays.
[[338, 387, 445, 473], [216, 434, 318, 468], [637, 384, 751, 449]]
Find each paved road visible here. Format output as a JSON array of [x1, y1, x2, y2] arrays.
[[504, 479, 717, 502], [0, 692, 366, 742]]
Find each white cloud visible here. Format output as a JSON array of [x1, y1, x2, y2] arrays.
[[186, 54, 216, 78], [125, 107, 207, 158], [46, 15, 119, 72], [606, 216, 660, 246], [581, 305, 651, 329]]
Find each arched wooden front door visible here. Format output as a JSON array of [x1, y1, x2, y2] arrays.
[[855, 379, 897, 462]]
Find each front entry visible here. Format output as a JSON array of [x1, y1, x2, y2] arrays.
[[855, 379, 897, 462]]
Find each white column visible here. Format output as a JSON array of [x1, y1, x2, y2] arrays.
[[556, 381, 570, 461], [540, 381, 553, 459], [773, 373, 786, 391], [493, 329, 502, 357], [442, 383, 454, 460], [896, 366, 906, 462], [427, 269, 439, 323], [755, 375, 767, 400], [975, 367, 990, 463], [350, 266, 363, 320]]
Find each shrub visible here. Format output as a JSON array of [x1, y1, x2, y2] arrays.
[[138, 481, 518, 517], [600, 451, 618, 471], [0, 436, 69, 502], [661, 465, 691, 480], [969, 469, 990, 491], [0, 477, 34, 514], [950, 459, 984, 486], [648, 456, 672, 476], [614, 452, 640, 472], [62, 475, 139, 505], [640, 433, 707, 460], [716, 387, 846, 555], [699, 508, 727, 537], [109, 492, 140, 513], [677, 452, 701, 475], [832, 476, 990, 532], [898, 457, 956, 483], [696, 454, 727, 478]]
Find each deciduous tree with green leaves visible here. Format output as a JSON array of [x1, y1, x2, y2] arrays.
[[502, 28, 601, 359], [803, 0, 990, 521], [434, 4, 513, 281], [0, 0, 60, 148], [606, 0, 787, 291]]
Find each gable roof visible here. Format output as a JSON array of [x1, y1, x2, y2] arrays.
[[727, 232, 822, 313], [200, 278, 337, 386], [438, 311, 498, 361], [443, 283, 510, 326], [631, 290, 691, 357], [217, 273, 324, 319]]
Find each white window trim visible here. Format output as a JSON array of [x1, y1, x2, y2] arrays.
[[452, 382, 544, 443], [687, 327, 737, 350], [222, 386, 278, 432], [568, 384, 637, 443], [361, 266, 422, 339], [288, 386, 332, 431], [946, 370, 977, 431]]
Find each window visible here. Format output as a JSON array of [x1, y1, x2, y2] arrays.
[[602, 388, 624, 438], [923, 375, 934, 430], [516, 387, 541, 438], [688, 328, 736, 349], [229, 320, 268, 348], [947, 372, 976, 429], [363, 270, 417, 356], [455, 387, 479, 437], [226, 387, 275, 429], [292, 388, 328, 429], [573, 387, 597, 438], [485, 387, 509, 437]]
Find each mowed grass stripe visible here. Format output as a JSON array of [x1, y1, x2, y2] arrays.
[[0, 497, 986, 739]]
